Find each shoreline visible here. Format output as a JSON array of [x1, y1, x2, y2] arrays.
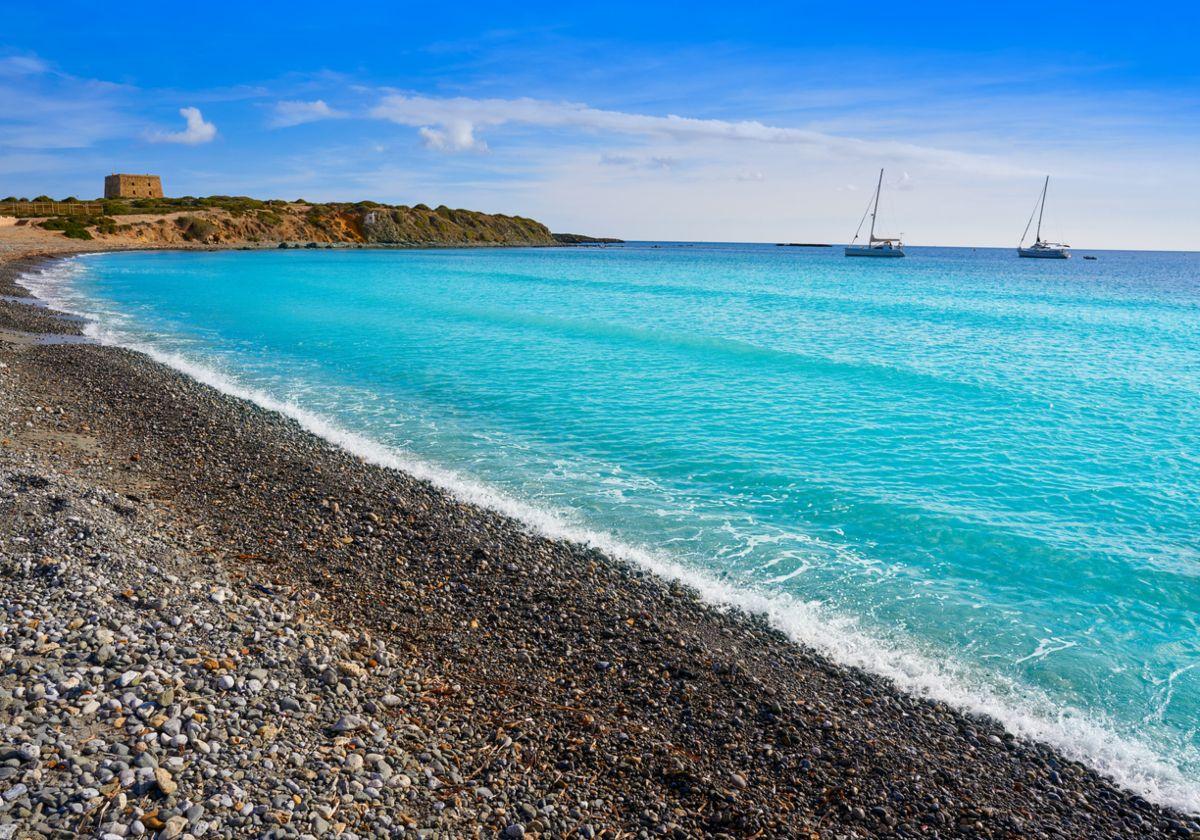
[[26, 249, 1200, 820], [2, 240, 1197, 837]]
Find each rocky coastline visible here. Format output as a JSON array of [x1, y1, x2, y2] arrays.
[[1, 198, 563, 250], [0, 242, 1196, 839]]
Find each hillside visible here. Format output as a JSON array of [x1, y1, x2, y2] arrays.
[[3, 196, 566, 247], [551, 232, 624, 244]]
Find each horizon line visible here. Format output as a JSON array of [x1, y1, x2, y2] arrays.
[[609, 240, 1200, 254]]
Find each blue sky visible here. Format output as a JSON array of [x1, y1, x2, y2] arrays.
[[3, 1, 1198, 248]]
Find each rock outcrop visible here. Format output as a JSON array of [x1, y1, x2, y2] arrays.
[[358, 204, 553, 245]]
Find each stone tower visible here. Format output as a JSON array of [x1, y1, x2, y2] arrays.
[[104, 174, 163, 199]]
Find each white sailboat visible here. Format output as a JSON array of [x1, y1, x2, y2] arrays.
[[1018, 176, 1070, 259], [845, 168, 904, 258]]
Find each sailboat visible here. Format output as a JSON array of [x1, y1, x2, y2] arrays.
[[845, 168, 904, 257], [1018, 176, 1070, 259]]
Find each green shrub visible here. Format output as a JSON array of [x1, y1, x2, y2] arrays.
[[197, 195, 266, 214], [177, 215, 218, 242], [40, 217, 93, 239]]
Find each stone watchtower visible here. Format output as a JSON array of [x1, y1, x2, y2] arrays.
[[104, 173, 163, 199]]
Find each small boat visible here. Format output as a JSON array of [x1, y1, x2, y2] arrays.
[[846, 169, 904, 258], [1018, 176, 1070, 259]]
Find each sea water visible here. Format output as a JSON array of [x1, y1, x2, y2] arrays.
[[26, 244, 1200, 812]]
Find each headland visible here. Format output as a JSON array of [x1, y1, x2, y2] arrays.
[[0, 194, 622, 250]]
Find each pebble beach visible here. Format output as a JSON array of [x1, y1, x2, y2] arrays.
[[1, 241, 1197, 839]]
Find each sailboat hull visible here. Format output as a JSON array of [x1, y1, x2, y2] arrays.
[[1018, 247, 1069, 259], [845, 169, 904, 258], [1019, 177, 1068, 259], [845, 246, 905, 258]]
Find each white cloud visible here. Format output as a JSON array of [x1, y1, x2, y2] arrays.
[[150, 106, 217, 145], [371, 93, 1030, 177], [599, 153, 637, 166], [599, 153, 678, 170], [417, 119, 485, 152], [0, 55, 51, 76], [0, 53, 134, 151], [270, 99, 345, 128], [0, 93, 121, 150]]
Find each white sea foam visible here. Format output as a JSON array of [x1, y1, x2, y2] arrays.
[[21, 255, 1200, 815]]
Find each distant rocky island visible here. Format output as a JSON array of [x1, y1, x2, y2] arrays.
[[550, 232, 624, 244], [0, 194, 620, 248]]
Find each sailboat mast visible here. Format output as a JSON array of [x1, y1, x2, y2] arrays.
[[1036, 175, 1048, 242], [869, 168, 883, 241]]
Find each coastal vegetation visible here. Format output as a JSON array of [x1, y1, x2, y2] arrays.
[[37, 216, 93, 240], [551, 232, 625, 244], [176, 215, 218, 242], [7, 195, 574, 247]]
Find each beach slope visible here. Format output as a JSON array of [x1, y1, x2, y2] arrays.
[[0, 239, 1194, 838]]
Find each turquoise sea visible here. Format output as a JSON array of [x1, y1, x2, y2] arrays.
[[27, 244, 1200, 812]]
